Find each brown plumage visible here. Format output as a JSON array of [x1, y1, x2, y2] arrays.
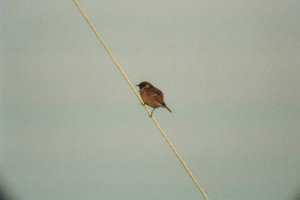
[[137, 81, 172, 117]]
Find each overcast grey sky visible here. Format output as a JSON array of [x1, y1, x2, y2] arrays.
[[2, 0, 300, 200]]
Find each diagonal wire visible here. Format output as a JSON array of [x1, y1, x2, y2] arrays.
[[71, 1, 209, 199]]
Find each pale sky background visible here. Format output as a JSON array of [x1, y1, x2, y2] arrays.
[[1, 0, 300, 200]]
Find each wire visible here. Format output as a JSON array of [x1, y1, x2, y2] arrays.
[[71, 1, 210, 199]]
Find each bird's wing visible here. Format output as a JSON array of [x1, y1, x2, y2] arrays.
[[147, 87, 164, 102]]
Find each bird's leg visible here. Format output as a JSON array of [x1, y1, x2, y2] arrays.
[[150, 108, 155, 117]]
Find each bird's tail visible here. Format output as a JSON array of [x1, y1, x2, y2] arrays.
[[164, 104, 172, 113]]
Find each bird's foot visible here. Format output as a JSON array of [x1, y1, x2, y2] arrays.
[[149, 108, 155, 117]]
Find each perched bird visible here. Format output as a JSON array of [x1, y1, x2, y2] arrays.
[[137, 81, 172, 117]]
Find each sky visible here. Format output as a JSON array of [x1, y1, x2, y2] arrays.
[[1, 0, 300, 199]]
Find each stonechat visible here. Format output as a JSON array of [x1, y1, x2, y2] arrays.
[[137, 81, 172, 117]]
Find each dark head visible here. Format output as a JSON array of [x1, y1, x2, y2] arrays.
[[136, 81, 153, 90]]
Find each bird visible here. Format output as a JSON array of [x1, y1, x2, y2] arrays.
[[136, 81, 172, 117]]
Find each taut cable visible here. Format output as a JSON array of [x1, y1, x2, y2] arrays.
[[71, 1, 209, 199]]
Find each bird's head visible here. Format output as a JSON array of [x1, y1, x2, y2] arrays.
[[136, 81, 153, 90]]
